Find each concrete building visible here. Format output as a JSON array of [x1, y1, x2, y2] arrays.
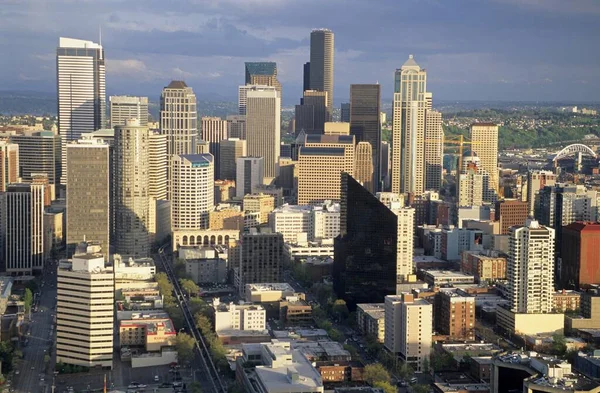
[[424, 109, 444, 191], [44, 209, 63, 256], [245, 86, 280, 181], [495, 199, 528, 235], [441, 226, 485, 261], [354, 142, 374, 193], [461, 251, 507, 283], [220, 138, 247, 181], [66, 139, 110, 258], [309, 29, 334, 120], [109, 96, 148, 127], [172, 228, 239, 251], [119, 315, 176, 351], [9, 132, 61, 185], [180, 247, 228, 284], [113, 254, 156, 288], [350, 84, 381, 190], [470, 123, 499, 202], [236, 228, 283, 296], [245, 283, 296, 303], [56, 253, 114, 368], [148, 131, 168, 201], [170, 154, 214, 230], [340, 103, 350, 123], [201, 116, 228, 179], [0, 141, 19, 192], [296, 90, 328, 134], [392, 55, 427, 195], [114, 119, 150, 258], [561, 222, 600, 289], [236, 156, 264, 198], [227, 114, 246, 140], [527, 170, 556, 216], [269, 202, 340, 243], [209, 205, 244, 231], [356, 303, 385, 343], [0, 183, 44, 274], [215, 179, 236, 203], [436, 288, 475, 341], [422, 270, 475, 287], [324, 122, 350, 136], [458, 155, 484, 207], [384, 293, 432, 371], [214, 299, 266, 332], [245, 62, 282, 97], [160, 80, 197, 158], [243, 193, 275, 225]]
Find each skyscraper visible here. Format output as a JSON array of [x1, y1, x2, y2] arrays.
[[236, 156, 264, 198], [9, 132, 61, 185], [220, 138, 247, 181], [392, 55, 427, 195], [66, 139, 110, 258], [470, 123, 499, 202], [236, 228, 283, 296], [201, 116, 228, 179], [350, 84, 381, 190], [171, 154, 214, 230], [160, 81, 197, 158], [0, 141, 19, 192], [354, 142, 374, 193], [303, 62, 311, 91], [561, 222, 600, 289], [244, 62, 282, 97], [424, 110, 443, 191], [507, 219, 555, 314], [57, 37, 106, 142], [295, 90, 328, 135], [458, 155, 484, 207], [148, 131, 168, 201], [340, 103, 350, 123], [309, 29, 334, 120], [0, 183, 44, 274], [114, 119, 150, 258], [527, 170, 556, 216], [109, 96, 149, 127], [381, 141, 391, 191], [246, 86, 280, 181], [226, 115, 246, 140]]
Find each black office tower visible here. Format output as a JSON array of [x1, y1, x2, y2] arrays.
[[350, 84, 381, 191], [334, 173, 398, 309]]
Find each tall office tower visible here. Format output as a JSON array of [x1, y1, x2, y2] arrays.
[[334, 174, 415, 307], [296, 90, 328, 135], [0, 141, 19, 191], [238, 84, 267, 116], [244, 62, 282, 97], [340, 103, 350, 123], [354, 142, 374, 193], [350, 84, 381, 190], [298, 135, 355, 204], [527, 170, 556, 216], [303, 62, 311, 91], [458, 154, 484, 207], [113, 119, 150, 258], [220, 138, 247, 180], [9, 132, 62, 185], [171, 154, 214, 230], [31, 173, 52, 207], [56, 252, 114, 369], [236, 157, 264, 198], [392, 55, 427, 195], [201, 117, 228, 179], [109, 96, 148, 127], [384, 293, 432, 371], [57, 37, 106, 142], [381, 141, 391, 191], [470, 123, 499, 202], [236, 228, 283, 295], [495, 199, 528, 235], [561, 222, 600, 289], [148, 131, 168, 201], [66, 139, 110, 258], [227, 115, 246, 140], [246, 86, 280, 182], [424, 110, 443, 191], [507, 219, 555, 313], [0, 183, 44, 274], [309, 29, 334, 120], [160, 81, 197, 158]]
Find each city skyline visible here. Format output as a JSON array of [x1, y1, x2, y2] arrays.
[[1, 1, 599, 102]]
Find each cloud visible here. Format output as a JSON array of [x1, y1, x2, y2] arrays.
[[492, 0, 600, 15]]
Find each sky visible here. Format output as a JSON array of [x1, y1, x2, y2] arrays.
[[1, 0, 599, 104]]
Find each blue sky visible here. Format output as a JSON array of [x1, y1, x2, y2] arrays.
[[1, 0, 599, 104]]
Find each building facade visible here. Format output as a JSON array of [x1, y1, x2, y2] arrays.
[[309, 29, 334, 120], [244, 62, 282, 96], [561, 222, 600, 289], [236, 156, 264, 198], [160, 81, 197, 158], [201, 116, 228, 179], [220, 138, 247, 181], [470, 123, 499, 202], [0, 141, 19, 191], [109, 96, 148, 127], [350, 84, 381, 191], [9, 132, 62, 185]]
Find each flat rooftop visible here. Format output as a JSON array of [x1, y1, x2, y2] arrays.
[[247, 283, 295, 292]]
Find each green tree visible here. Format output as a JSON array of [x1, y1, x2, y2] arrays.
[[23, 288, 33, 314], [422, 357, 430, 374], [180, 279, 200, 297], [363, 363, 390, 385], [174, 259, 191, 279], [155, 272, 174, 301], [412, 384, 429, 393], [430, 351, 454, 371], [44, 354, 50, 363], [175, 333, 196, 364], [189, 382, 202, 393], [189, 297, 213, 318], [552, 334, 567, 356], [343, 344, 359, 359], [374, 381, 396, 393], [195, 313, 216, 341], [164, 303, 185, 331], [332, 299, 349, 321]]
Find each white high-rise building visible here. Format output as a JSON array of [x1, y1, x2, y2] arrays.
[[457, 154, 484, 207], [148, 131, 168, 201], [246, 86, 281, 181], [160, 81, 198, 158], [507, 219, 555, 314], [109, 96, 149, 127], [236, 157, 264, 198], [424, 109, 443, 191], [527, 170, 556, 216], [384, 293, 432, 371], [392, 55, 427, 195], [57, 37, 106, 184], [470, 123, 499, 202], [171, 154, 214, 230], [238, 84, 266, 116]]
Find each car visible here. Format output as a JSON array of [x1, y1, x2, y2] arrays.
[[172, 382, 183, 388], [410, 377, 418, 384], [154, 375, 159, 382], [31, 366, 35, 370], [159, 383, 172, 388], [14, 371, 19, 375]]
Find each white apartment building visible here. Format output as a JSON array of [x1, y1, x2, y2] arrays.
[[269, 201, 340, 243], [213, 299, 266, 332], [170, 154, 214, 230], [384, 293, 432, 372], [56, 253, 114, 368]]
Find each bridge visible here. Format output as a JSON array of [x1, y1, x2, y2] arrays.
[[552, 143, 597, 171]]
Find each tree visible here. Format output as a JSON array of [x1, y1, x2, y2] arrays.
[[412, 385, 429, 393], [180, 279, 200, 297], [23, 288, 33, 314], [164, 303, 185, 331], [422, 357, 430, 374], [430, 351, 454, 371], [176, 333, 196, 364], [155, 272, 174, 301], [44, 354, 50, 363], [332, 299, 349, 321], [189, 297, 212, 318], [174, 259, 191, 279], [189, 382, 202, 393], [343, 344, 359, 359], [363, 363, 390, 385], [195, 313, 216, 341], [374, 381, 396, 393], [552, 334, 567, 356]]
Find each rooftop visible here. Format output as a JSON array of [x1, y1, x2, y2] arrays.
[[245, 62, 277, 76], [247, 283, 295, 293], [305, 134, 354, 145], [120, 317, 175, 336], [299, 147, 345, 157], [166, 80, 188, 89]]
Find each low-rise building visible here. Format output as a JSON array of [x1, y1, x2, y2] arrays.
[[436, 288, 476, 341], [245, 283, 296, 303], [214, 299, 266, 332], [180, 246, 228, 284], [356, 303, 385, 343], [243, 193, 275, 225], [293, 340, 352, 362], [422, 270, 475, 287], [315, 361, 364, 383], [0, 277, 12, 314], [280, 295, 312, 325], [284, 241, 334, 263], [114, 255, 156, 289], [117, 286, 163, 311], [461, 251, 507, 283], [553, 290, 581, 313], [209, 205, 244, 230], [119, 315, 176, 351]]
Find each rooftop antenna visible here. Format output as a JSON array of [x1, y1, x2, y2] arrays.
[[99, 25, 102, 46]]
